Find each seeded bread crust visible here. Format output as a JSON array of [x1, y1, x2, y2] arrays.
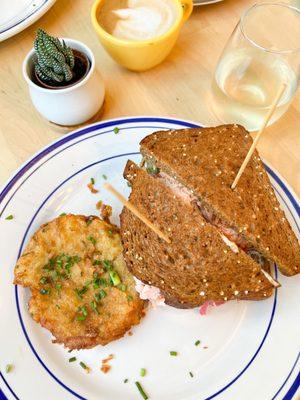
[[120, 161, 274, 308], [140, 125, 300, 276]]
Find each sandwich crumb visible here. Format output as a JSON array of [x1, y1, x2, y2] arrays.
[[101, 354, 114, 373], [87, 182, 99, 194], [101, 364, 111, 373]]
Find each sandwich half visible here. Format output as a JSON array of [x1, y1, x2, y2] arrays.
[[140, 124, 300, 277], [120, 160, 278, 308]]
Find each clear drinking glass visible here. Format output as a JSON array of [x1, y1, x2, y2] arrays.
[[211, 2, 300, 131]]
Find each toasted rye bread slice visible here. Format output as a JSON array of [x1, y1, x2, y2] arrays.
[[14, 214, 145, 349], [140, 125, 300, 276], [120, 161, 275, 308]]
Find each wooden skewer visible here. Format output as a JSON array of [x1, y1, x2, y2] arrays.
[[103, 182, 171, 244], [231, 83, 287, 190]]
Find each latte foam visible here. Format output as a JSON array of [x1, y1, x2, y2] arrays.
[[98, 0, 178, 41]]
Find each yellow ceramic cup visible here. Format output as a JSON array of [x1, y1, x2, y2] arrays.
[[91, 0, 193, 71]]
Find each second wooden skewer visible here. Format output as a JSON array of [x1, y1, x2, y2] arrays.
[[103, 182, 171, 244], [231, 83, 287, 190]]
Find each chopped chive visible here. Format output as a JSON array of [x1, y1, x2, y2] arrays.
[[90, 300, 99, 314], [55, 304, 61, 309], [94, 277, 108, 289], [5, 364, 13, 373], [102, 174, 107, 180], [109, 270, 121, 286], [195, 340, 201, 346], [87, 235, 96, 245], [103, 260, 113, 271], [90, 177, 95, 185], [124, 378, 128, 383], [75, 286, 88, 299], [146, 166, 159, 175], [59, 212, 66, 217], [39, 276, 47, 285], [94, 289, 107, 302], [86, 217, 93, 226], [55, 283, 62, 290], [5, 215, 14, 220], [118, 284, 127, 292], [113, 127, 119, 134], [69, 357, 77, 362], [140, 368, 146, 377], [76, 306, 88, 321], [135, 381, 148, 400], [40, 288, 50, 295], [92, 260, 101, 266], [80, 361, 88, 370], [189, 371, 194, 378], [170, 351, 178, 356], [127, 295, 133, 302]]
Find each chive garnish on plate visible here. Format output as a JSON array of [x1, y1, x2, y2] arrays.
[[195, 340, 201, 346], [59, 212, 66, 217], [170, 351, 178, 356], [113, 127, 119, 134], [135, 381, 148, 400], [189, 371, 194, 378], [5, 215, 14, 220], [102, 174, 107, 180], [124, 378, 128, 383], [140, 368, 146, 377], [5, 364, 13, 373], [69, 357, 77, 362], [79, 361, 90, 372], [90, 177, 95, 185]]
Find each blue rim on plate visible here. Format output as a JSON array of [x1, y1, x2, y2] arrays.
[[0, 0, 56, 41], [0, 117, 299, 400]]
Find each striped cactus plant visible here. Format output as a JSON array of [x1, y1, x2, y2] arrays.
[[34, 29, 75, 84]]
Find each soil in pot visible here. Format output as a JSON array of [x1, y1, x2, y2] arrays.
[[33, 49, 90, 90]]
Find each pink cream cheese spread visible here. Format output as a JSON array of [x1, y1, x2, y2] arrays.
[[134, 278, 165, 307]]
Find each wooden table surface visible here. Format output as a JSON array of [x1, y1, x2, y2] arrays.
[[0, 0, 299, 196]]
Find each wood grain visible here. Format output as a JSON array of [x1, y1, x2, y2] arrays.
[[0, 0, 299, 197]]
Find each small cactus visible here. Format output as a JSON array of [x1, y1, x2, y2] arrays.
[[34, 29, 75, 84]]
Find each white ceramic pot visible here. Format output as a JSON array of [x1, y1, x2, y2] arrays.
[[23, 38, 105, 126]]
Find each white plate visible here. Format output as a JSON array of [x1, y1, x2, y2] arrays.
[[0, 117, 299, 400], [0, 0, 56, 42], [193, 0, 223, 6]]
